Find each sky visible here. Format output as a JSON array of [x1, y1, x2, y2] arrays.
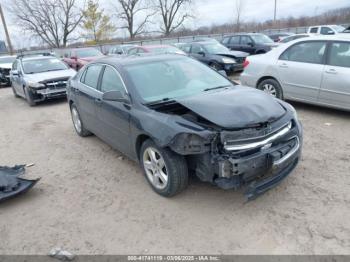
[[0, 0, 349, 48]]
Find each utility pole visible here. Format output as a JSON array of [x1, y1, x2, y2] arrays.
[[0, 4, 13, 55], [274, 0, 277, 22]]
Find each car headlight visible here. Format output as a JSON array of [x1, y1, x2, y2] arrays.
[[27, 81, 45, 89], [287, 104, 298, 120], [222, 58, 236, 64]]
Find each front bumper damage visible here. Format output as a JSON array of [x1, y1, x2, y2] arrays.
[[188, 120, 302, 200], [29, 78, 69, 102]]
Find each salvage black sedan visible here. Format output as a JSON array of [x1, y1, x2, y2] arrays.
[[67, 55, 302, 200]]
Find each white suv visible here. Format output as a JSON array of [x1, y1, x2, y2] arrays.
[[307, 25, 346, 35]]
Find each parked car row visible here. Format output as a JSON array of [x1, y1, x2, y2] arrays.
[[240, 34, 350, 111]]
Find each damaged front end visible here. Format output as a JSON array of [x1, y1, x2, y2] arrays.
[[179, 119, 302, 200], [0, 165, 40, 202], [145, 90, 302, 200]]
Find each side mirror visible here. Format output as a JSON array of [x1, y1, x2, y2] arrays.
[[198, 51, 205, 56], [103, 90, 130, 104], [327, 31, 335, 35], [117, 51, 123, 55], [11, 70, 19, 76], [247, 42, 254, 47]]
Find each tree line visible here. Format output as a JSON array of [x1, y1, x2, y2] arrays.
[[7, 0, 350, 49], [9, 0, 193, 48]]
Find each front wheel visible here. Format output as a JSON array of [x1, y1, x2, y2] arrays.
[[11, 84, 19, 98], [140, 139, 188, 197], [24, 86, 36, 106], [258, 79, 283, 99]]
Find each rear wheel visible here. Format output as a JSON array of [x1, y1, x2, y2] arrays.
[[258, 79, 283, 99], [70, 103, 92, 137], [140, 139, 188, 197], [24, 86, 36, 106]]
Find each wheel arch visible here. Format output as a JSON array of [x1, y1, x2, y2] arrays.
[[135, 134, 151, 161]]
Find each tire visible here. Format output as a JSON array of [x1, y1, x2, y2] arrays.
[[140, 139, 188, 197], [209, 62, 221, 71], [70, 103, 92, 137], [11, 85, 19, 98], [24, 86, 36, 106], [257, 79, 283, 99]]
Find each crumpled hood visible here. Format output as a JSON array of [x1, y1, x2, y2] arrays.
[[176, 86, 286, 129], [215, 51, 248, 58], [24, 69, 76, 83]]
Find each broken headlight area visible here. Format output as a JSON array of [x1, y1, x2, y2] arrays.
[[0, 165, 40, 202], [169, 133, 213, 155]]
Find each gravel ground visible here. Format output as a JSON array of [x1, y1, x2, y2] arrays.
[[0, 85, 349, 255]]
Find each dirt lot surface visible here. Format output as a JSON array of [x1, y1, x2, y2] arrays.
[[0, 86, 349, 255]]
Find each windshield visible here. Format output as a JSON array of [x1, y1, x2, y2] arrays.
[[0, 56, 15, 64], [22, 58, 68, 74], [332, 25, 346, 33], [76, 48, 102, 58], [251, 34, 274, 44], [149, 46, 184, 54], [203, 43, 229, 54], [125, 57, 232, 103]]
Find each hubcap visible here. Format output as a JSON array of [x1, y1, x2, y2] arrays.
[[143, 147, 168, 190], [262, 84, 277, 97], [71, 107, 82, 133]]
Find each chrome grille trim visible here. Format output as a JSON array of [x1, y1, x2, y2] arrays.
[[224, 122, 292, 151]]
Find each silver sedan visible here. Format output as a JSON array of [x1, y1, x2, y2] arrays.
[[240, 35, 350, 111]]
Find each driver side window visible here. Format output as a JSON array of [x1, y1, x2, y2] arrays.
[[100, 66, 125, 93]]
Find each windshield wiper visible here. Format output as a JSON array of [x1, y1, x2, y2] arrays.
[[203, 85, 230, 92]]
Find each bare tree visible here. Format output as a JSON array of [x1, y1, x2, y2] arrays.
[[9, 0, 83, 48], [233, 0, 245, 32], [154, 0, 193, 36], [114, 0, 155, 40]]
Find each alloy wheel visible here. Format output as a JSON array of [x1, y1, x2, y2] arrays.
[[262, 83, 277, 97], [71, 107, 82, 134], [143, 147, 168, 190]]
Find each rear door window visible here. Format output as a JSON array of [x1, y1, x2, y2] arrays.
[[81, 64, 103, 89], [328, 42, 350, 68], [280, 41, 327, 64], [230, 36, 240, 44], [310, 27, 318, 33], [222, 37, 230, 44]]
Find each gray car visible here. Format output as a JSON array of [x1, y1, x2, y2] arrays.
[[10, 53, 76, 106], [240, 35, 350, 111]]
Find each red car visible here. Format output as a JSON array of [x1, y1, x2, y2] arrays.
[[62, 48, 105, 70], [127, 45, 186, 55]]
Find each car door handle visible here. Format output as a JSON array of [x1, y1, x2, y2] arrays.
[[325, 69, 337, 75], [279, 63, 288, 68], [95, 98, 103, 105]]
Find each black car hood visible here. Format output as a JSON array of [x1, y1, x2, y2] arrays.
[[176, 86, 286, 129], [215, 51, 248, 58]]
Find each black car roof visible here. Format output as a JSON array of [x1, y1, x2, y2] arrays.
[[94, 54, 187, 67]]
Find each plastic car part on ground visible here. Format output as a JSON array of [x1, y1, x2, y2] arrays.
[[0, 165, 40, 202]]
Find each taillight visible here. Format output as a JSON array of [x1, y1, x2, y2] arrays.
[[243, 59, 250, 68]]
